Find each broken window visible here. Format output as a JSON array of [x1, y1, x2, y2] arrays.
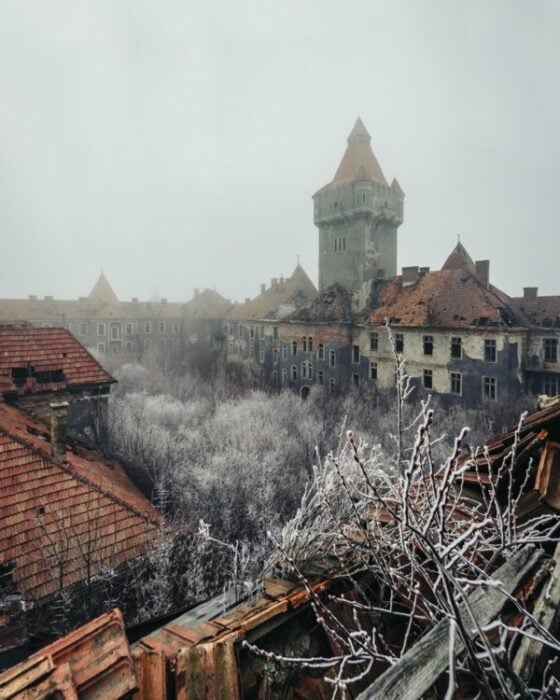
[[484, 339, 497, 363], [369, 361, 377, 380], [352, 345, 360, 363], [292, 341, 298, 355], [34, 369, 65, 384], [318, 370, 324, 385], [395, 333, 404, 353], [259, 347, 265, 363], [11, 367, 31, 387], [291, 365, 297, 381], [282, 369, 287, 386], [282, 345, 288, 361], [273, 326, 278, 341], [370, 332, 378, 351]]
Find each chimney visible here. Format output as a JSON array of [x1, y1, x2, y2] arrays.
[[50, 402, 69, 461], [523, 287, 538, 301], [402, 266, 420, 287], [161, 298, 168, 306], [245, 297, 251, 304], [475, 260, 490, 288], [28, 294, 37, 301], [44, 295, 53, 301], [132, 297, 138, 304], [419, 266, 430, 275], [260, 284, 266, 294], [194, 289, 200, 297], [271, 278, 278, 292]]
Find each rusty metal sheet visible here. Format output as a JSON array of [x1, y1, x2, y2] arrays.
[[175, 640, 240, 700], [131, 648, 166, 700]]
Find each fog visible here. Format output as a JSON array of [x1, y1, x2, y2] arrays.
[[0, 0, 558, 303]]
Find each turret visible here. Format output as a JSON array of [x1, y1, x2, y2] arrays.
[[313, 118, 404, 302]]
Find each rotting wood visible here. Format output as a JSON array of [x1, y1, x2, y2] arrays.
[[356, 546, 544, 700], [513, 542, 560, 683]]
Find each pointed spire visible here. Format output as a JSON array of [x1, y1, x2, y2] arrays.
[[331, 118, 388, 187], [347, 117, 371, 145], [442, 242, 476, 274], [391, 177, 404, 196], [89, 272, 119, 304]]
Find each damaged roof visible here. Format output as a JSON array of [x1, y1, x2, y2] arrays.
[[356, 268, 528, 329], [183, 289, 232, 319], [513, 294, 560, 327], [228, 265, 317, 321], [0, 402, 160, 602], [285, 283, 353, 323], [0, 326, 113, 397], [0, 609, 136, 699]]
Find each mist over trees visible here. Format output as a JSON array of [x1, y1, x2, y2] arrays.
[[83, 352, 535, 624]]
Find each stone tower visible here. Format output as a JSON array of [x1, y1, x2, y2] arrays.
[[313, 118, 404, 302]]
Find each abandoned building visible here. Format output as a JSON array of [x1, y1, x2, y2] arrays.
[[3, 401, 560, 698], [0, 325, 160, 663], [0, 273, 231, 360], [224, 119, 560, 405], [0, 119, 559, 405]]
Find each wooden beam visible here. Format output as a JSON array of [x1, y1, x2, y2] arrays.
[[513, 542, 560, 682], [356, 546, 544, 700]]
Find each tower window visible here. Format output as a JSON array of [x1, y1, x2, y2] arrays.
[[291, 365, 297, 381], [282, 345, 288, 360], [291, 341, 298, 355], [329, 350, 336, 367], [318, 370, 324, 385], [282, 369, 287, 386], [318, 343, 324, 360]]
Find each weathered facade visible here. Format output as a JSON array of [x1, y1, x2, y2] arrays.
[[0, 273, 231, 361], [224, 119, 560, 405]]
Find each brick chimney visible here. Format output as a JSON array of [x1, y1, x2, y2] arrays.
[[419, 266, 430, 275], [271, 278, 278, 292], [523, 287, 538, 301], [260, 284, 266, 294], [50, 402, 69, 461], [402, 266, 420, 287], [475, 260, 490, 288]]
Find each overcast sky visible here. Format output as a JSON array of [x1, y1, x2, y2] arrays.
[[0, 1, 558, 303]]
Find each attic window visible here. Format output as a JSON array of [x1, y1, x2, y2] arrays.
[[11, 367, 31, 387], [35, 369, 65, 384]]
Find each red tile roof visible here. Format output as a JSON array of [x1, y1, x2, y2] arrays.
[[513, 295, 560, 326], [327, 118, 389, 189], [183, 289, 232, 319], [357, 269, 528, 329], [0, 402, 159, 601], [441, 241, 476, 274], [228, 265, 317, 321], [0, 609, 136, 699], [89, 272, 119, 304], [0, 327, 113, 396]]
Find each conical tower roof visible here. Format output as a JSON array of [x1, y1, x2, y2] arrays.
[[89, 272, 119, 304], [442, 242, 476, 274], [288, 263, 318, 297], [331, 118, 388, 187]]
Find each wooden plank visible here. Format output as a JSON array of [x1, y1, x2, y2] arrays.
[[513, 542, 560, 682], [356, 546, 544, 700]]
